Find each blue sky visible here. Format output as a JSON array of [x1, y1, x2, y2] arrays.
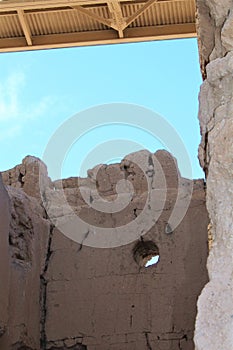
[[0, 38, 203, 180]]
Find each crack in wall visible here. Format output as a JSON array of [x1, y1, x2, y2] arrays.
[[203, 131, 209, 177], [77, 230, 90, 252], [144, 332, 152, 350], [40, 224, 54, 350], [178, 334, 188, 349]]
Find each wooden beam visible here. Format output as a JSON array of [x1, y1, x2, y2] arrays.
[[124, 0, 157, 28], [124, 23, 196, 38], [107, 1, 126, 38], [0, 0, 134, 13], [72, 5, 112, 28], [0, 0, 195, 13], [17, 9, 32, 46], [0, 23, 196, 53]]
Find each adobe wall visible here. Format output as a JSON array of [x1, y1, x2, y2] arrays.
[[195, 1, 233, 349], [0, 151, 208, 350], [0, 175, 10, 342], [0, 2, 232, 346]]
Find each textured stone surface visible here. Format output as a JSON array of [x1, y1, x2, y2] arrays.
[[196, 0, 215, 79], [222, 9, 233, 51], [1, 151, 208, 349], [2, 155, 52, 201], [0, 174, 10, 339], [0, 186, 50, 349], [195, 1, 233, 349], [196, 0, 233, 78]]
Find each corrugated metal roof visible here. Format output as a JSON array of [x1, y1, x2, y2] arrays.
[[121, 1, 195, 27], [0, 0, 197, 52]]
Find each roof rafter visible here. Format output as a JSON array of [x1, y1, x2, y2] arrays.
[[73, 0, 158, 38], [0, 0, 134, 13], [72, 5, 112, 28], [17, 9, 32, 46], [107, 0, 126, 38], [124, 0, 157, 28]]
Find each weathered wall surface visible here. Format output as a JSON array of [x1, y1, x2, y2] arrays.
[[0, 181, 51, 349], [195, 1, 233, 349], [1, 151, 208, 350], [0, 175, 10, 341]]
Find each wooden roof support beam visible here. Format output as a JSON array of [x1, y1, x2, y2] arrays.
[[124, 0, 157, 28], [0, 0, 134, 13], [72, 5, 112, 28], [107, 1, 126, 38], [0, 23, 197, 53], [17, 9, 32, 46], [72, 4, 128, 36]]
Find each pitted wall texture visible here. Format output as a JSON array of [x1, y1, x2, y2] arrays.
[[195, 1, 233, 349], [0, 151, 208, 350]]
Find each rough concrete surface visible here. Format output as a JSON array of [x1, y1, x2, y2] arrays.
[[195, 1, 233, 349], [0, 150, 208, 349]]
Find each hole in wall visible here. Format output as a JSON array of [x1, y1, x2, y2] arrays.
[[145, 255, 160, 267], [133, 240, 160, 268]]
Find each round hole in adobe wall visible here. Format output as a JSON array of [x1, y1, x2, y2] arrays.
[[133, 240, 160, 268]]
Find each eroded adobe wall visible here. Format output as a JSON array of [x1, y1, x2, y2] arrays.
[[195, 1, 233, 349], [0, 151, 208, 350], [0, 175, 10, 341], [0, 171, 51, 350]]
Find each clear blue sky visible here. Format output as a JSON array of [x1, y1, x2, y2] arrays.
[[0, 38, 203, 180]]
